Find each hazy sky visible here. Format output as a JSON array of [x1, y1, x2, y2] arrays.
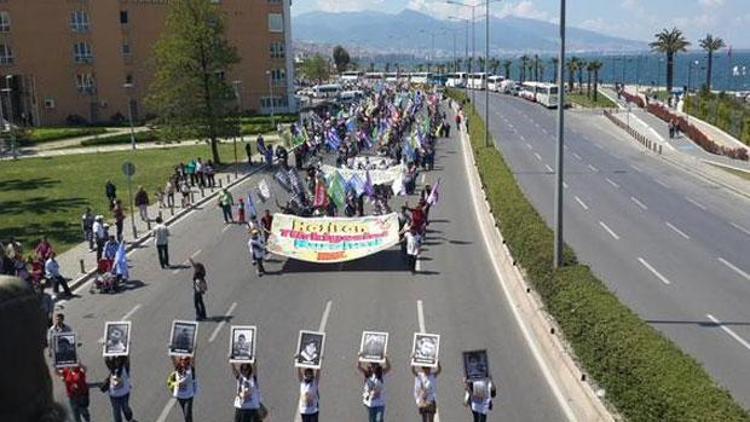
[[292, 0, 750, 48]]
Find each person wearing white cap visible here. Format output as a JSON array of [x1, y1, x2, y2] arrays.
[[92, 215, 107, 261]]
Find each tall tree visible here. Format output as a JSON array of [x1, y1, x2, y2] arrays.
[[566, 58, 580, 92], [369, 62, 375, 72], [299, 54, 330, 84], [551, 57, 559, 83], [533, 54, 540, 82], [502, 60, 512, 79], [147, 0, 240, 164], [332, 45, 351, 73], [650, 27, 690, 93], [576, 58, 586, 92], [699, 34, 726, 91], [384, 62, 391, 73], [519, 55, 530, 82], [586, 62, 594, 97], [589, 60, 604, 101]]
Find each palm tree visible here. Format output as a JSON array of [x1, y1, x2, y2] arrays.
[[489, 58, 500, 76], [566, 58, 579, 92], [586, 62, 594, 97], [533, 55, 540, 82], [455, 58, 462, 73], [538, 62, 546, 83], [589, 60, 604, 102], [502, 60, 512, 79], [384, 62, 391, 73], [519, 55, 530, 82], [551, 57, 559, 83], [650, 27, 690, 93], [576, 58, 586, 92], [416, 63, 424, 72], [699, 34, 726, 91], [467, 57, 473, 73]]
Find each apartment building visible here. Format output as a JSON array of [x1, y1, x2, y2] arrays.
[[0, 0, 295, 127]]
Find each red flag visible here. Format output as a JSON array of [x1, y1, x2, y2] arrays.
[[313, 178, 329, 208]]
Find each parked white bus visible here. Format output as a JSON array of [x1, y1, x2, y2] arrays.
[[446, 72, 468, 88], [340, 71, 363, 82], [409, 72, 432, 85], [312, 84, 342, 99], [520, 82, 559, 108], [364, 72, 385, 81], [385, 73, 399, 83], [467, 73, 487, 90], [487, 75, 504, 92]]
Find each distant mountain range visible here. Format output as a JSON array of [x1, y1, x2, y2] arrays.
[[292, 9, 647, 55]]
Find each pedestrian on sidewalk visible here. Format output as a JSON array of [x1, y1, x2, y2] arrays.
[[195, 158, 205, 188], [231, 362, 264, 422], [464, 377, 496, 422], [412, 363, 441, 422], [166, 179, 176, 209], [668, 120, 675, 139], [219, 188, 235, 224], [205, 160, 216, 187], [103, 234, 119, 262], [82, 207, 95, 251], [134, 186, 150, 222], [35, 236, 54, 261], [57, 363, 91, 422], [155, 187, 166, 209], [105, 180, 117, 209], [238, 198, 246, 224], [298, 367, 320, 422], [45, 252, 72, 298], [5, 236, 22, 260], [186, 159, 197, 187], [169, 356, 197, 422], [189, 258, 207, 320], [357, 356, 391, 422], [245, 142, 253, 165], [248, 229, 266, 277], [93, 215, 107, 261], [180, 179, 191, 208], [104, 356, 135, 422], [113, 200, 125, 242], [152, 216, 170, 269]]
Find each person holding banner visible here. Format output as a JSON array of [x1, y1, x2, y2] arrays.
[[412, 362, 441, 422], [230, 362, 263, 422], [297, 367, 321, 422], [357, 355, 391, 422]]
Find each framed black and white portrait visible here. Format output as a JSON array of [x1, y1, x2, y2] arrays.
[[229, 325, 257, 363], [463, 349, 489, 380], [53, 332, 78, 368], [103, 321, 131, 357], [169, 320, 198, 357], [295, 330, 325, 369], [359, 331, 388, 363], [411, 333, 440, 368]]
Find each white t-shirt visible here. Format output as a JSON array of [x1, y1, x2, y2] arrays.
[[108, 369, 131, 398], [299, 379, 319, 415], [234, 375, 261, 409], [405, 232, 420, 256], [470, 379, 494, 415], [362, 374, 386, 408], [172, 369, 195, 399], [413, 373, 438, 406]]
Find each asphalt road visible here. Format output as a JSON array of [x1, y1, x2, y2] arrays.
[[49, 106, 566, 421], [474, 91, 750, 408]]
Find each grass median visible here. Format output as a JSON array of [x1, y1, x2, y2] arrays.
[[0, 143, 249, 255], [448, 88, 749, 421], [568, 92, 617, 109]]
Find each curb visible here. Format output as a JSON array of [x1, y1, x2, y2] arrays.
[[62, 162, 270, 296], [453, 105, 614, 421]]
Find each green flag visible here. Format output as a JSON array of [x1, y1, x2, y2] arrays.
[[327, 171, 346, 209]]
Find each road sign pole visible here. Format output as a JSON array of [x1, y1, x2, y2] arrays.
[[554, 0, 566, 269], [127, 176, 137, 240]]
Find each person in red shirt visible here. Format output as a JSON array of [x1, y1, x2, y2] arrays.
[[57, 364, 91, 422], [260, 209, 273, 241]]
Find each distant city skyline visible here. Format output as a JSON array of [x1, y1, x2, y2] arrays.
[[292, 0, 750, 48]]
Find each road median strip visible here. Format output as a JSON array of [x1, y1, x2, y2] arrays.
[[448, 88, 749, 421]]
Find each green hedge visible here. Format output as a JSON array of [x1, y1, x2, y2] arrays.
[[447, 88, 749, 421], [80, 131, 158, 147], [18, 127, 108, 144], [685, 92, 750, 147]]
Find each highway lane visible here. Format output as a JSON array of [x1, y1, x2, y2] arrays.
[[50, 111, 566, 421], [474, 91, 750, 408]]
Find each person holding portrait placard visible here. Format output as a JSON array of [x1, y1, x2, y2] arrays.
[[464, 376, 497, 422], [56, 363, 91, 422], [102, 356, 135, 422], [297, 367, 321, 422], [357, 355, 391, 422], [230, 362, 265, 422], [412, 361, 441, 422], [168, 356, 198, 422]]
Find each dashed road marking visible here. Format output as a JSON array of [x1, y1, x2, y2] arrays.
[[685, 196, 707, 210], [655, 179, 671, 188], [209, 302, 237, 343], [665, 222, 690, 240], [718, 257, 750, 281], [637, 257, 671, 285], [417, 300, 426, 333], [318, 300, 333, 331], [605, 177, 619, 188], [572, 152, 582, 161], [587, 164, 599, 172], [599, 221, 620, 240], [630, 196, 648, 210], [730, 222, 750, 237], [534, 152, 543, 161], [545, 164, 554, 172], [574, 196, 589, 210], [706, 314, 750, 352]]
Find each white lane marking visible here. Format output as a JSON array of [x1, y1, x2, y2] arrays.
[[545, 164, 554, 172], [417, 300, 426, 333], [574, 196, 589, 210], [706, 314, 750, 352], [630, 164, 643, 173], [605, 177, 620, 188], [171, 267, 181, 275], [526, 143, 533, 150], [190, 249, 202, 259], [599, 221, 620, 240], [562, 181, 569, 189], [209, 302, 237, 343], [587, 164, 599, 172], [541, 128, 548, 135], [420, 173, 426, 184], [222, 225, 232, 233], [415, 253, 422, 272], [637, 257, 671, 285], [572, 152, 582, 161], [520, 135, 526, 141], [122, 304, 142, 321], [655, 179, 671, 188], [718, 257, 750, 281], [593, 143, 604, 150], [508, 123, 515, 130], [730, 222, 750, 237], [649, 127, 662, 140], [318, 300, 333, 332], [534, 152, 543, 161], [630, 196, 648, 210], [665, 222, 690, 240], [155, 398, 177, 422], [685, 196, 708, 210], [563, 144, 569, 151]]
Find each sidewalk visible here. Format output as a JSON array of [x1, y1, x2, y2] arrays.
[[32, 127, 150, 151]]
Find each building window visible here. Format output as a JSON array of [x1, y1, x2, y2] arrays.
[[0, 44, 13, 65], [75, 73, 96, 93], [44, 98, 56, 109], [122, 43, 131, 56], [268, 13, 283, 33], [269, 69, 286, 85], [0, 11, 10, 33], [125, 74, 134, 85], [70, 10, 89, 32], [261, 96, 288, 109], [73, 42, 93, 63], [120, 11, 128, 25], [268, 0, 282, 3], [270, 42, 285, 59]]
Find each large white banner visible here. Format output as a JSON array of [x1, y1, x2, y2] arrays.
[[267, 213, 400, 263], [320, 164, 405, 186]]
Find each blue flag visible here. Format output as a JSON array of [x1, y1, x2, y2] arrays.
[[114, 241, 129, 280]]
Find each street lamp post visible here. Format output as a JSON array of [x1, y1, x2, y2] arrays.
[[232, 80, 243, 178], [2, 75, 17, 160], [554, 0, 566, 269], [123, 82, 136, 150]]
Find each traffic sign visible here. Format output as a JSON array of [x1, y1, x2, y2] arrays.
[[122, 161, 136, 178]]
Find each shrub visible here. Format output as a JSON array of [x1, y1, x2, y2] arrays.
[[79, 131, 158, 147], [447, 88, 750, 421], [65, 114, 88, 126]]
